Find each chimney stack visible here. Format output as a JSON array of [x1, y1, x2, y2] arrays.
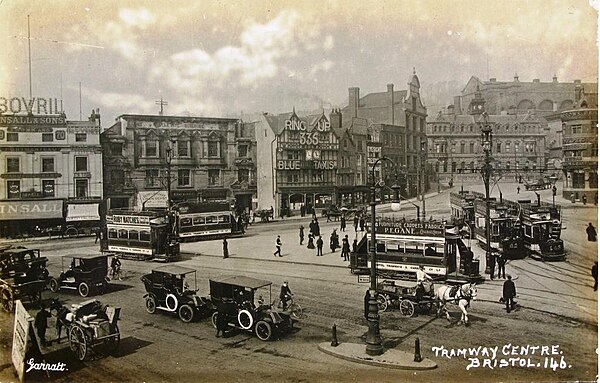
[[349, 87, 360, 118], [387, 83, 394, 124]]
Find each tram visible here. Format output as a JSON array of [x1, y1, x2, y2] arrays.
[[103, 209, 180, 262], [450, 191, 476, 228], [349, 218, 483, 283], [518, 200, 564, 261], [176, 201, 244, 241]]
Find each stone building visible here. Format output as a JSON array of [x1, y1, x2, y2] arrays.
[[101, 114, 256, 213], [0, 103, 102, 238]]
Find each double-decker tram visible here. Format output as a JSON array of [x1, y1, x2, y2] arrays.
[[518, 200, 564, 261], [349, 218, 483, 283], [103, 209, 180, 262], [176, 201, 244, 241], [450, 191, 476, 229]]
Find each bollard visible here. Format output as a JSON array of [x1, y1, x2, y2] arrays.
[[331, 324, 339, 347], [414, 337, 423, 362]]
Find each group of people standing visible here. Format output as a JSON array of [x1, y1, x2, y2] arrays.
[[298, 216, 358, 260]]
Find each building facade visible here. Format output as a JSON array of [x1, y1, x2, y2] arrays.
[[427, 88, 546, 185], [560, 97, 598, 201], [255, 110, 339, 215], [101, 114, 256, 213], [0, 99, 102, 238]]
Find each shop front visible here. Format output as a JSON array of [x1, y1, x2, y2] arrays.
[[0, 199, 64, 238]]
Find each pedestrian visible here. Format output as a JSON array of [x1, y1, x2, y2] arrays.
[[342, 235, 350, 261], [586, 223, 597, 242], [274, 235, 282, 257], [489, 251, 496, 281], [279, 281, 293, 310], [309, 219, 315, 236], [352, 238, 358, 253], [316, 235, 323, 256], [307, 233, 315, 249], [359, 216, 365, 231], [314, 219, 321, 237], [238, 215, 245, 234], [94, 227, 101, 244], [582, 195, 587, 205], [300, 204, 305, 217], [340, 215, 346, 232], [503, 275, 516, 313], [250, 210, 255, 224], [223, 239, 229, 259], [299, 225, 305, 245], [34, 303, 52, 346], [364, 290, 370, 319], [592, 262, 598, 291], [326, 210, 331, 222], [215, 301, 228, 337], [516, 186, 520, 194], [354, 215, 359, 231], [496, 252, 506, 279], [330, 231, 337, 253]]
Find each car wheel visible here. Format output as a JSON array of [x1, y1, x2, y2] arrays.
[[211, 311, 219, 329], [66, 227, 78, 238], [178, 304, 194, 323], [255, 320, 272, 341], [237, 309, 254, 330], [78, 282, 90, 297], [48, 278, 60, 293], [145, 296, 157, 314]]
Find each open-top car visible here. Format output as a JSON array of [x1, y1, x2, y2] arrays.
[[141, 265, 213, 322], [48, 255, 109, 297], [209, 276, 294, 341]]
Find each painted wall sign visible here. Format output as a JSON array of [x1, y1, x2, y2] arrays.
[[277, 160, 301, 170], [106, 215, 151, 225], [0, 97, 62, 116], [0, 200, 63, 220], [284, 118, 306, 131]]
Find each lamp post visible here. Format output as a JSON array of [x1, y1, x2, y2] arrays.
[[420, 139, 427, 220], [165, 142, 174, 211], [549, 176, 558, 206], [480, 112, 493, 275], [365, 156, 398, 356]]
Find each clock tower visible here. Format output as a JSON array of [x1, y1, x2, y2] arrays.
[[468, 84, 486, 115]]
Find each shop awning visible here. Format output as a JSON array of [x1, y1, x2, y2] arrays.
[[0, 200, 63, 220], [66, 203, 100, 222]]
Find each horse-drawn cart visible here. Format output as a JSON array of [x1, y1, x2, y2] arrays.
[[375, 280, 435, 317], [58, 299, 121, 361]]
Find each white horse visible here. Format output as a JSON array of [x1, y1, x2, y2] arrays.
[[435, 283, 478, 325]]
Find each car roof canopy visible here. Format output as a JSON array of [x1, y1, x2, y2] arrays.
[[210, 275, 272, 289], [152, 265, 197, 276], [63, 254, 107, 260]]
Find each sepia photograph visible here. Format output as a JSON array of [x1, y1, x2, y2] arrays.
[[0, 0, 598, 382]]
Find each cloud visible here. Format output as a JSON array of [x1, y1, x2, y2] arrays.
[[150, 9, 327, 92], [118, 8, 157, 29], [79, 86, 156, 113], [309, 60, 334, 76]]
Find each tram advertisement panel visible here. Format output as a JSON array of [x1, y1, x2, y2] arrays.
[[367, 220, 445, 237]]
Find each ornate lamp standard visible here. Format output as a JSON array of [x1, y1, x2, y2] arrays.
[[420, 138, 427, 220], [480, 112, 493, 275], [365, 156, 400, 356], [165, 142, 174, 211]]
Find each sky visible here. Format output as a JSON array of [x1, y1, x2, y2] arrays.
[[1, 0, 598, 125]]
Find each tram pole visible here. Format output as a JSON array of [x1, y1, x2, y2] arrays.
[[480, 112, 493, 275]]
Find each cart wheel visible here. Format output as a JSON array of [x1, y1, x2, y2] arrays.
[[255, 320, 272, 341], [211, 311, 218, 329], [400, 299, 415, 317], [376, 294, 389, 312], [178, 304, 194, 323], [145, 296, 157, 314], [78, 282, 90, 297], [66, 227, 78, 238], [69, 326, 88, 361], [289, 303, 304, 320], [48, 278, 60, 293]]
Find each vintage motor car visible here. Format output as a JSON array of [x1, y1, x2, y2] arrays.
[[48, 255, 109, 297], [209, 276, 294, 341], [141, 265, 213, 322], [0, 247, 49, 311]]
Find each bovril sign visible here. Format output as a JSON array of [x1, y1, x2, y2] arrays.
[[0, 96, 63, 115]]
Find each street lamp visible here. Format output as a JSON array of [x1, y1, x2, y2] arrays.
[[365, 156, 398, 356], [165, 141, 174, 211], [480, 112, 493, 275], [420, 139, 427, 221]]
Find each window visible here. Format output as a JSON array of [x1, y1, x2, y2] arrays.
[[145, 169, 160, 188], [75, 156, 88, 172], [208, 141, 219, 157], [470, 142, 475, 153], [238, 169, 249, 182], [118, 229, 128, 239], [75, 179, 88, 197], [505, 142, 511, 153], [42, 157, 54, 172], [6, 157, 20, 173], [177, 140, 189, 157], [75, 133, 87, 142], [506, 162, 511, 171], [460, 143, 465, 154], [515, 142, 520, 153], [525, 142, 535, 153], [145, 140, 158, 157], [140, 231, 151, 242], [111, 143, 123, 156], [496, 143, 501, 153], [42, 133, 53, 142], [238, 145, 248, 157], [129, 230, 139, 241], [7, 132, 18, 141], [42, 180, 55, 197], [208, 169, 219, 186], [571, 125, 582, 134], [7, 180, 20, 199], [178, 169, 191, 187]]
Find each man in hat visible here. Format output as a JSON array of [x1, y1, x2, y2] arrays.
[[503, 275, 517, 313], [280, 281, 293, 310]]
